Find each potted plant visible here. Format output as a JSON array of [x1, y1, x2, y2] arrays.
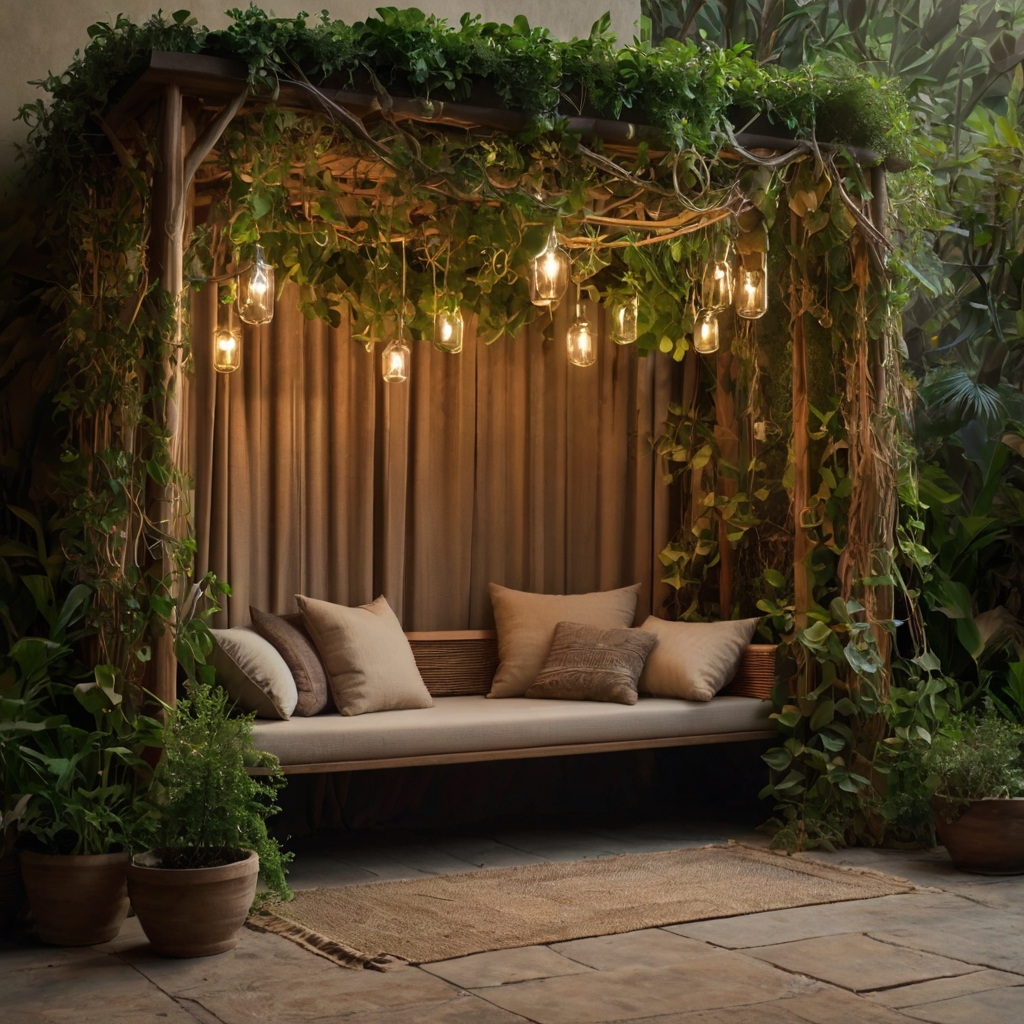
[[925, 710, 1024, 874], [2, 583, 163, 945], [127, 677, 292, 957]]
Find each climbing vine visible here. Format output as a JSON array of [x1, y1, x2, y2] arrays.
[[0, 8, 936, 850]]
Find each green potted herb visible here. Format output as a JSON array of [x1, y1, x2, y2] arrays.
[[127, 677, 292, 957], [925, 711, 1024, 874], [2, 584, 162, 945]]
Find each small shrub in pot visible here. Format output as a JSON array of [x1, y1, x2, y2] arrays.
[[128, 678, 292, 956], [925, 711, 1024, 874]]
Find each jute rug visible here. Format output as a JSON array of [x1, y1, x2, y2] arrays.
[[248, 842, 913, 970]]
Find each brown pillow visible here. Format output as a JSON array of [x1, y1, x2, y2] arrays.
[[297, 594, 433, 716], [525, 622, 658, 705], [488, 582, 642, 698], [250, 606, 331, 716], [638, 616, 760, 701]]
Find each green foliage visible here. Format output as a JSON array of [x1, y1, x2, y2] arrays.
[[150, 678, 291, 902], [924, 710, 1024, 806]]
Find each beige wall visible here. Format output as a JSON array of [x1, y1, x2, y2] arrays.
[[0, 2, 640, 177]]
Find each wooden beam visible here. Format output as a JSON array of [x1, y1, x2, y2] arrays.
[[714, 326, 739, 618], [790, 210, 811, 645]]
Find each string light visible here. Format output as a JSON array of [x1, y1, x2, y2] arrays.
[[237, 244, 275, 325], [735, 251, 768, 320], [693, 308, 719, 355], [383, 239, 411, 383], [433, 306, 464, 353], [609, 293, 638, 345], [529, 226, 569, 309], [567, 284, 596, 367], [214, 293, 241, 373]]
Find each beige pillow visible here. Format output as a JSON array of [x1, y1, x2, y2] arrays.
[[297, 594, 433, 716], [209, 627, 298, 720], [487, 582, 641, 698], [525, 621, 658, 705], [638, 616, 760, 701]]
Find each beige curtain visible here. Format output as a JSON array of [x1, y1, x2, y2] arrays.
[[189, 283, 674, 629]]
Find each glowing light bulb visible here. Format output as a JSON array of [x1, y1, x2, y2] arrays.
[[693, 309, 719, 355], [567, 314, 596, 367], [213, 327, 241, 373], [237, 245, 275, 325], [529, 226, 569, 309], [433, 305, 464, 354], [610, 293, 639, 345], [735, 253, 768, 320], [701, 238, 734, 311], [382, 337, 410, 382]]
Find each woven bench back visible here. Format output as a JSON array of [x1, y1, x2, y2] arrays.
[[406, 631, 776, 700]]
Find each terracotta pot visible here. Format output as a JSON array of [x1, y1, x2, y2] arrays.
[[933, 795, 1024, 875], [0, 850, 24, 929], [19, 850, 129, 945], [127, 849, 259, 957]]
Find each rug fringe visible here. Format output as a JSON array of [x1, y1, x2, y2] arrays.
[[247, 913, 395, 971], [727, 841, 915, 888]]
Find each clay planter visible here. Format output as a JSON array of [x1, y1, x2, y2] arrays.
[[127, 849, 259, 957], [933, 795, 1024, 875], [19, 850, 129, 945]]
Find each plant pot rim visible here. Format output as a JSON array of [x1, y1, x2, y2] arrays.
[[19, 849, 130, 865], [933, 794, 1024, 804], [128, 848, 258, 884]]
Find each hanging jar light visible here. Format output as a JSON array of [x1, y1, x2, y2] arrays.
[[213, 297, 241, 373], [735, 250, 769, 320], [237, 244, 275, 325], [567, 284, 596, 367], [383, 239, 411, 383], [529, 225, 569, 309], [433, 305, 464, 353], [701, 235, 733, 311], [693, 308, 720, 355], [609, 292, 639, 345]]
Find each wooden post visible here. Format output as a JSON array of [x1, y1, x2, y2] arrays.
[[150, 83, 184, 709], [714, 329, 738, 618], [790, 211, 811, 645]]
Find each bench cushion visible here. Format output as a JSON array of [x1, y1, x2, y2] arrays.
[[251, 693, 772, 767]]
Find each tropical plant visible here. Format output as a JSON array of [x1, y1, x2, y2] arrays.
[[147, 677, 291, 903]]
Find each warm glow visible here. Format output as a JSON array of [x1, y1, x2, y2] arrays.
[[610, 293, 639, 345], [735, 253, 768, 320], [382, 338, 410, 382], [529, 226, 569, 309], [238, 245, 275, 325], [701, 238, 734, 311], [567, 314, 596, 367], [693, 309, 719, 355], [433, 305, 464, 353], [213, 327, 241, 373]]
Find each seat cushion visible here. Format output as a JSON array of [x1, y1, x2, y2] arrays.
[[251, 694, 772, 766]]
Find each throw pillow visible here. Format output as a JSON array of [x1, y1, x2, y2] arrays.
[[525, 621, 658, 705], [209, 627, 298, 719], [297, 594, 433, 716], [638, 616, 760, 701], [250, 606, 331, 716], [487, 582, 641, 698]]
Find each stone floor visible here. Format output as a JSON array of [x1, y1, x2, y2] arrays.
[[4, 817, 1024, 1024]]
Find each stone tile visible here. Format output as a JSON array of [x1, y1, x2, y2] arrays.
[[551, 928, 716, 970], [865, 968, 1022, 1008], [172, 962, 460, 1023], [492, 829, 622, 862], [667, 891, 964, 948], [337, 991, 533, 1022], [5, 951, 193, 1024], [604, 1003, 805, 1023], [899, 984, 1024, 1023], [781, 987, 917, 1023], [472, 950, 818, 1024], [432, 837, 548, 869], [747, 933, 977, 993], [422, 945, 592, 988], [0, 939, 101, 972], [869, 906, 1024, 974], [284, 851, 378, 890]]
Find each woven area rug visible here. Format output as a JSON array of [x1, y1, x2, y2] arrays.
[[248, 842, 913, 970]]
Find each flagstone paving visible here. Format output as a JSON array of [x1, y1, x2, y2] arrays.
[[3, 819, 1023, 1023]]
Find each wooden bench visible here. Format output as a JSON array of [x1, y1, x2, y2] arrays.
[[250, 632, 778, 775]]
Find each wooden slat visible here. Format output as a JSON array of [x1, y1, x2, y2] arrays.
[[256, 728, 779, 775], [719, 645, 777, 700]]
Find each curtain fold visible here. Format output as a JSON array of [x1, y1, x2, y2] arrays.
[[190, 283, 674, 629]]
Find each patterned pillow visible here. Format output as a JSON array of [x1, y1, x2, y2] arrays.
[[250, 606, 332, 716], [525, 621, 658, 705]]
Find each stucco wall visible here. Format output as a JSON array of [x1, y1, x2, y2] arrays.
[[0, 2, 640, 177]]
